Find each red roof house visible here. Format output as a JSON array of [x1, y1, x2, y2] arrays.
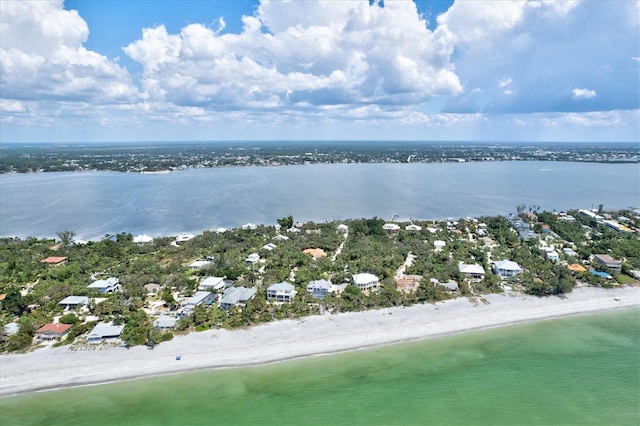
[[35, 323, 72, 340], [41, 256, 68, 265]]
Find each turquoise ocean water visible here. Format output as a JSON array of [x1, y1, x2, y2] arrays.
[[2, 308, 638, 425]]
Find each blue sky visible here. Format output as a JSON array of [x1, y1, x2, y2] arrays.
[[1, 0, 638, 143]]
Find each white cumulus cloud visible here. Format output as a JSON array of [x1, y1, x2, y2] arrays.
[[571, 88, 597, 100]]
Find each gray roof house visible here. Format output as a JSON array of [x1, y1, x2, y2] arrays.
[[267, 282, 297, 303], [86, 322, 125, 343], [58, 296, 89, 310], [307, 279, 332, 299], [87, 277, 121, 294], [220, 287, 257, 310], [493, 260, 523, 278], [198, 276, 226, 292], [153, 315, 178, 330]]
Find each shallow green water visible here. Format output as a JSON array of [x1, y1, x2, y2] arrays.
[[2, 309, 639, 425]]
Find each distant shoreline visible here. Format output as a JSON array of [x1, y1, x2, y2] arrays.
[[1, 286, 637, 397]]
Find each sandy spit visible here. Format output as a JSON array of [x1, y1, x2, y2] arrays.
[[1, 286, 638, 397]]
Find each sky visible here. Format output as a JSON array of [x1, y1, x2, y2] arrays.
[[0, 0, 638, 143]]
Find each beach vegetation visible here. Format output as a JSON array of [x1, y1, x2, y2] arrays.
[[0, 207, 638, 352]]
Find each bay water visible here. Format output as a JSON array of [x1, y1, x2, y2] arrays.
[[2, 308, 638, 425], [1, 161, 638, 240]]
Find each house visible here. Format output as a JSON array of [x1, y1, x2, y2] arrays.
[[86, 322, 125, 343], [3, 322, 19, 336], [593, 254, 622, 273], [185, 291, 217, 308], [35, 323, 72, 341], [220, 287, 257, 310], [541, 224, 550, 234], [287, 227, 301, 233], [87, 277, 120, 294], [545, 250, 560, 262], [458, 263, 485, 281], [262, 243, 277, 251], [383, 223, 400, 231], [188, 260, 212, 270], [267, 282, 297, 303], [58, 296, 89, 310], [303, 248, 326, 259], [493, 260, 522, 278], [41, 256, 68, 265], [353, 273, 379, 291], [242, 223, 257, 230], [198, 276, 226, 292], [438, 280, 459, 292], [307, 279, 333, 299], [274, 234, 290, 241], [563, 248, 578, 257], [395, 275, 422, 294], [133, 234, 153, 243], [175, 233, 195, 244], [245, 253, 260, 264], [153, 315, 177, 330], [336, 224, 349, 234], [405, 224, 422, 231], [433, 240, 446, 251], [567, 263, 587, 273]]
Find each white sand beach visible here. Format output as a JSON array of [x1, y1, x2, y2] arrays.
[[1, 286, 638, 396]]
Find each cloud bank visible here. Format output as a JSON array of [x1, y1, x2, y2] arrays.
[[1, 0, 638, 141]]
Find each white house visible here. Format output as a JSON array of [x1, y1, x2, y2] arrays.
[[175, 233, 195, 244], [242, 223, 257, 230], [133, 234, 153, 244], [262, 243, 277, 251], [185, 291, 217, 308], [274, 234, 290, 241], [245, 253, 260, 264], [267, 282, 297, 303], [87, 277, 121, 294], [306, 279, 333, 299], [336, 224, 349, 234], [220, 287, 257, 310], [383, 223, 400, 231], [458, 263, 485, 281], [86, 322, 125, 343], [188, 260, 212, 270], [353, 273, 379, 291], [406, 224, 422, 231], [198, 276, 226, 292], [493, 260, 523, 278], [433, 240, 446, 251]]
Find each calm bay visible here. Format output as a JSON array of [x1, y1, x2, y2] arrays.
[[1, 161, 638, 240]]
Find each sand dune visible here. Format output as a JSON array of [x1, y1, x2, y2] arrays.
[[1, 286, 638, 396]]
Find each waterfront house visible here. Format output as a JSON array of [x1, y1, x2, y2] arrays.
[[86, 322, 125, 343], [58, 296, 89, 311], [41, 256, 68, 266], [306, 279, 333, 299], [493, 260, 523, 278], [153, 315, 177, 330], [220, 286, 257, 310], [3, 322, 19, 336], [267, 282, 297, 303], [198, 276, 226, 292], [87, 277, 121, 294], [438, 280, 459, 292], [458, 263, 485, 281], [185, 291, 217, 308], [353, 273, 379, 291], [593, 254, 622, 273], [395, 275, 422, 294], [35, 323, 72, 341]]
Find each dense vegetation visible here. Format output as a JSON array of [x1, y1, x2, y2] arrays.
[[1, 209, 637, 352]]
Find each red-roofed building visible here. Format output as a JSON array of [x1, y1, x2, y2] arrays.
[[35, 323, 72, 340], [41, 256, 68, 265]]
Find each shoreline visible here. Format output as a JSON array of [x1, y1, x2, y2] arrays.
[[1, 286, 638, 397]]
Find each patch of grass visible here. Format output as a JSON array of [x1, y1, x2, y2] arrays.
[[617, 274, 637, 285]]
